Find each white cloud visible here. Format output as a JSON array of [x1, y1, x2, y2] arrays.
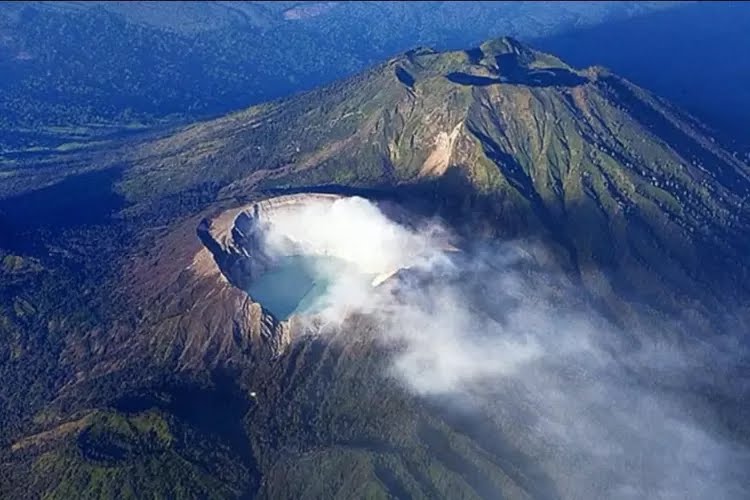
[[252, 195, 750, 499]]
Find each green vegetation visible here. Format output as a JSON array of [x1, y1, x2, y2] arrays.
[[29, 410, 250, 500], [0, 2, 674, 152]]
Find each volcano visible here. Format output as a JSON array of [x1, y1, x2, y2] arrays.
[[1, 37, 749, 500]]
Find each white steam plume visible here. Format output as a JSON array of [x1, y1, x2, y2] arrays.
[[257, 195, 750, 499]]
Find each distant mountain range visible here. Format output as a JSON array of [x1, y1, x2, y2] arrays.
[[0, 1, 678, 151]]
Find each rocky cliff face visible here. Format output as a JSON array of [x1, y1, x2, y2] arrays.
[[110, 203, 293, 373], [197, 193, 345, 289], [126, 193, 407, 371]]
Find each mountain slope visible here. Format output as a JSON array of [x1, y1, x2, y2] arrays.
[[120, 36, 750, 308]]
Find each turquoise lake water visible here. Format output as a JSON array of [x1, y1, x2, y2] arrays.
[[246, 255, 346, 320]]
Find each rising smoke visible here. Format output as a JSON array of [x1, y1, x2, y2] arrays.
[[259, 195, 749, 499]]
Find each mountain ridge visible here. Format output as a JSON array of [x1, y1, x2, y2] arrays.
[[113, 36, 749, 310]]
